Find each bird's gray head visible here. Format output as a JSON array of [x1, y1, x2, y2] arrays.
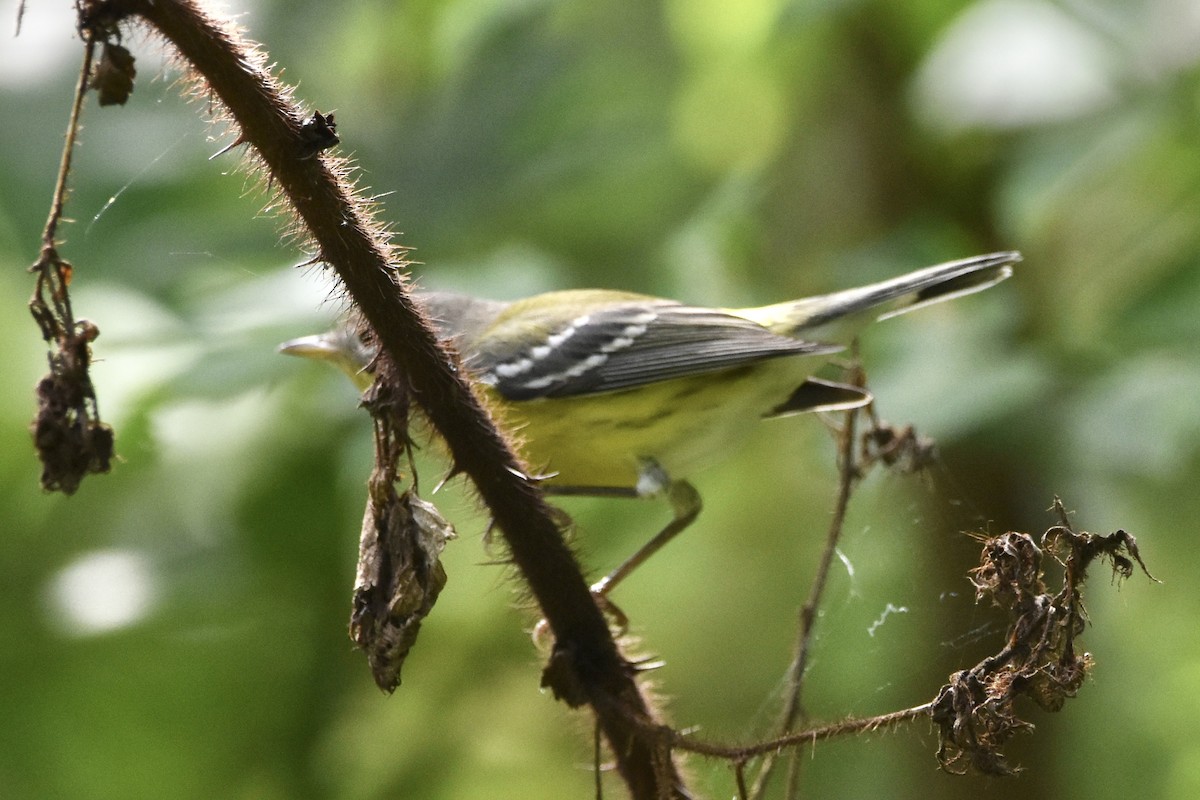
[[417, 290, 508, 346], [278, 290, 508, 389]]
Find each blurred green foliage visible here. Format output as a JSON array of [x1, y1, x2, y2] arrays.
[[2, 0, 1197, 798]]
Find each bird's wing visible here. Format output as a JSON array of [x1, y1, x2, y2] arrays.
[[472, 299, 837, 401]]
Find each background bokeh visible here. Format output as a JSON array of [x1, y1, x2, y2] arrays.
[[2, 0, 1197, 797]]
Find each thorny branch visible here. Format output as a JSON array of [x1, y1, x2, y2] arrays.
[[60, 3, 685, 797]]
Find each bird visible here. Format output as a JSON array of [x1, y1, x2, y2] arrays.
[[281, 251, 1018, 599]]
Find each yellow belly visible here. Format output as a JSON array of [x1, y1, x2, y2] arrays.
[[489, 357, 821, 490]]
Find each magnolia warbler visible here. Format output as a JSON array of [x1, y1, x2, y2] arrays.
[[281, 251, 1018, 598]]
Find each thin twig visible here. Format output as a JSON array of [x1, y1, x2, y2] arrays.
[[734, 760, 750, 800], [659, 701, 933, 762], [594, 719, 604, 800], [42, 40, 94, 252], [751, 360, 864, 799], [33, 32, 95, 322]]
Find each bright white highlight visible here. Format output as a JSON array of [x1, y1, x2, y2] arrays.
[[47, 549, 158, 636], [914, 0, 1115, 130]]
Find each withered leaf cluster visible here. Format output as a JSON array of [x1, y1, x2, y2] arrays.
[[349, 362, 456, 693], [29, 254, 114, 495], [931, 500, 1154, 775]]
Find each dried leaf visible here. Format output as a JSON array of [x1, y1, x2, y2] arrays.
[[350, 489, 456, 693], [931, 500, 1153, 775], [92, 43, 136, 106]]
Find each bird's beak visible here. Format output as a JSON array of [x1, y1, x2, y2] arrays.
[[277, 333, 342, 360], [278, 330, 376, 390]]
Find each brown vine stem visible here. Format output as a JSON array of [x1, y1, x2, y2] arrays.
[[41, 40, 94, 253], [655, 701, 933, 763], [31, 35, 93, 333], [750, 364, 864, 800], [79, 2, 685, 797]]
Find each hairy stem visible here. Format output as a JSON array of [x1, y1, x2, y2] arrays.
[[83, 2, 683, 795]]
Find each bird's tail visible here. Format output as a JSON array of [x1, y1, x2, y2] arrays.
[[736, 251, 1020, 341]]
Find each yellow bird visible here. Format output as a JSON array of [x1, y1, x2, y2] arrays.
[[282, 251, 1017, 597]]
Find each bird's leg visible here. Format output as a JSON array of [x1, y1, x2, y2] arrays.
[[589, 479, 702, 599], [543, 461, 702, 631]]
